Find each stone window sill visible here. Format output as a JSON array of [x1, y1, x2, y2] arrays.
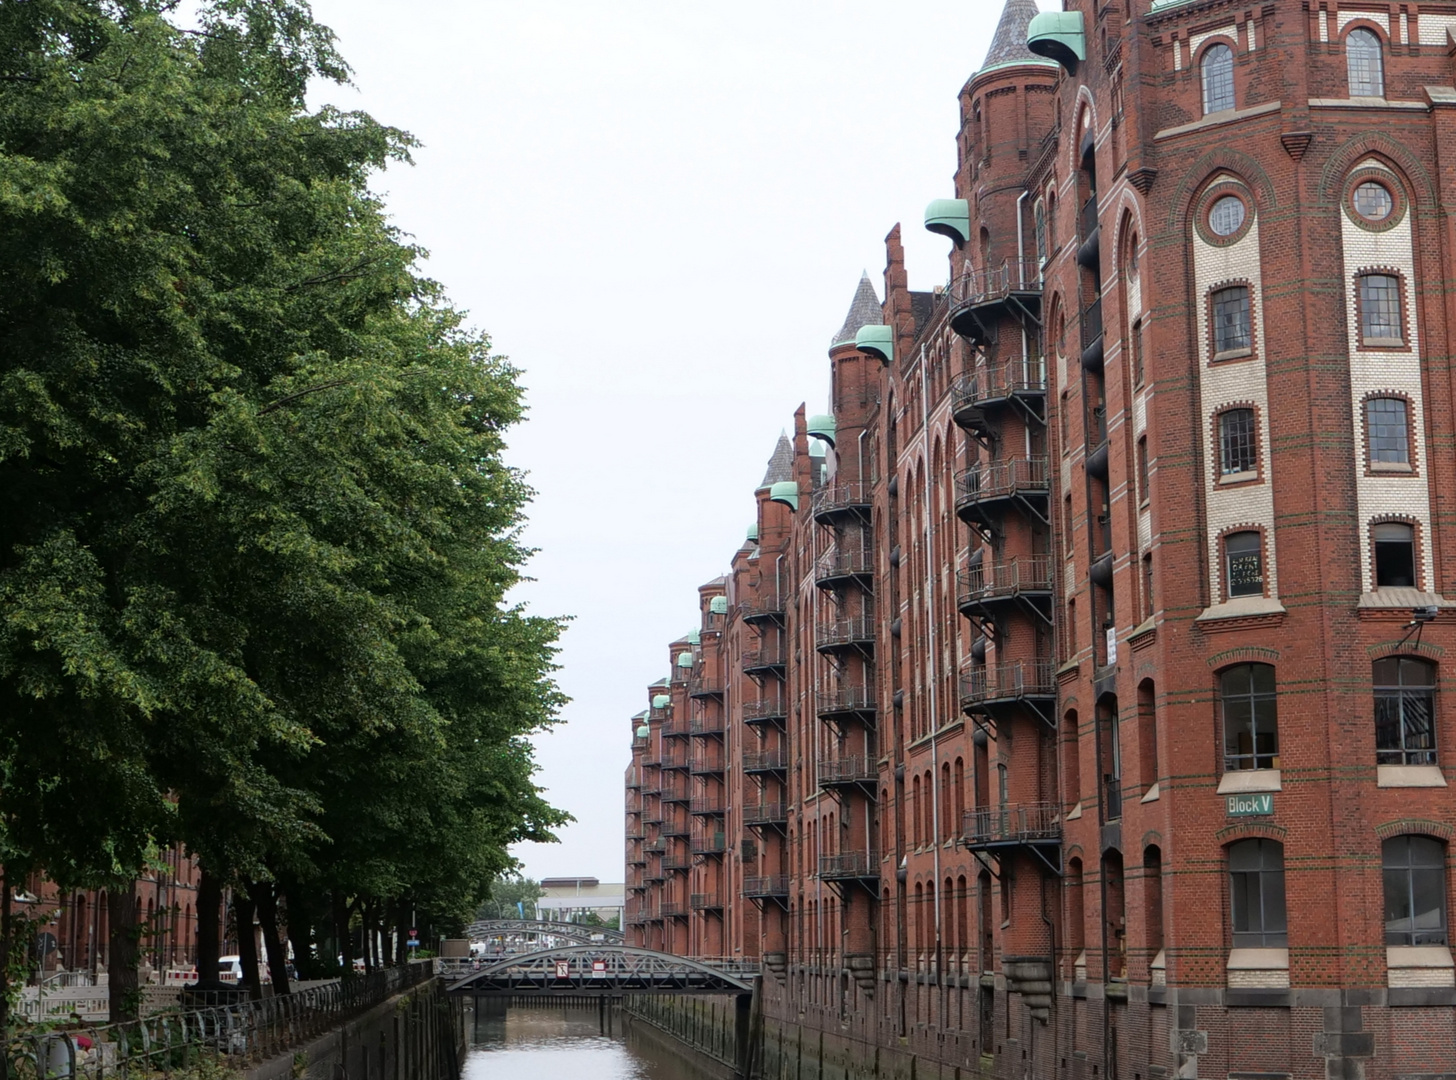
[[1369, 461, 1415, 474], [1218, 769, 1281, 795], [1377, 764, 1447, 788], [1358, 588, 1450, 611], [1388, 945, 1456, 988], [1212, 347, 1254, 363], [1227, 948, 1289, 988], [1197, 595, 1287, 622]]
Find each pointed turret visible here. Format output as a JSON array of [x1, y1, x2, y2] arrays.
[[979, 0, 1052, 73], [830, 272, 883, 348], [760, 433, 794, 487]]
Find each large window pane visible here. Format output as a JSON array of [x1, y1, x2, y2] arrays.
[[1212, 287, 1252, 353], [1374, 522, 1416, 588], [1222, 664, 1278, 771], [1229, 839, 1287, 947], [1202, 44, 1235, 114], [1366, 398, 1410, 465], [1384, 836, 1448, 946], [1347, 28, 1384, 97], [1373, 657, 1436, 766], [1225, 531, 1263, 598], [1360, 274, 1402, 342], [1219, 409, 1257, 476]]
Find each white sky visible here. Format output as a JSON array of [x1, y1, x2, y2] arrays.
[[299, 0, 1050, 883]]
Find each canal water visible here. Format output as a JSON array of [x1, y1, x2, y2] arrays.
[[463, 1004, 719, 1080]]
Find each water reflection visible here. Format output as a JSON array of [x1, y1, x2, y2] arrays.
[[464, 1004, 713, 1080]]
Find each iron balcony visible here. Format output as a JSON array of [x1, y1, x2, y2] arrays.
[[816, 685, 878, 724], [688, 674, 725, 700], [742, 875, 790, 901], [690, 796, 725, 817], [1081, 296, 1104, 371], [660, 748, 690, 772], [661, 779, 691, 804], [947, 258, 1041, 343], [818, 850, 882, 885], [659, 902, 687, 918], [963, 802, 1062, 847], [811, 481, 872, 525], [662, 854, 691, 872], [817, 755, 879, 793], [742, 645, 788, 677], [815, 616, 877, 655], [660, 820, 691, 838], [641, 805, 663, 826], [739, 594, 786, 625], [951, 360, 1048, 433], [690, 714, 725, 737], [742, 748, 789, 776], [955, 457, 1050, 528], [660, 714, 692, 738], [743, 697, 789, 727], [959, 660, 1057, 729], [691, 831, 727, 855], [814, 548, 875, 589], [957, 557, 1053, 623], [690, 893, 724, 911], [742, 801, 789, 828], [689, 752, 726, 776]]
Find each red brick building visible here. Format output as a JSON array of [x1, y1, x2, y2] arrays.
[[626, 1, 1456, 1075]]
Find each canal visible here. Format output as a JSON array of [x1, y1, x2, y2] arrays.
[[463, 1004, 721, 1080]]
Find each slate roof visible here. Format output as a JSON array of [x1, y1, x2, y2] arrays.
[[980, 0, 1043, 70], [831, 272, 883, 347], [760, 433, 794, 487]]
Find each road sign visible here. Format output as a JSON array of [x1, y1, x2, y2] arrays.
[[406, 939, 420, 948], [591, 959, 607, 978], [555, 959, 570, 979], [408, 929, 418, 939]]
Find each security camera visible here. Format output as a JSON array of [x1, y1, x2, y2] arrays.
[[1412, 606, 1439, 623]]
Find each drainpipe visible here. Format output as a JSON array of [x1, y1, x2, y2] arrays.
[[1016, 190, 1028, 283], [919, 343, 944, 986]]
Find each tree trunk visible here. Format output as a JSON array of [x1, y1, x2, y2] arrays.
[[394, 899, 408, 966], [1, 871, 12, 1080], [251, 882, 291, 995], [194, 868, 223, 987], [107, 886, 141, 1022], [233, 890, 262, 1001], [283, 884, 314, 979], [334, 892, 355, 977], [362, 899, 375, 974]]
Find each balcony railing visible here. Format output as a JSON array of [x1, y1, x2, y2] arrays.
[[950, 258, 1041, 310], [659, 902, 687, 918], [811, 481, 873, 522], [691, 893, 723, 911], [660, 819, 691, 838], [660, 747, 690, 771], [816, 616, 877, 652], [1081, 296, 1103, 348], [660, 778, 691, 803], [958, 557, 1053, 609], [738, 594, 786, 623], [742, 748, 789, 773], [743, 698, 789, 724], [662, 854, 691, 872], [690, 714, 725, 737], [817, 755, 879, 787], [743, 875, 790, 899], [690, 752, 726, 775], [955, 458, 1050, 517], [814, 548, 875, 585], [952, 361, 1048, 419], [818, 850, 881, 882], [689, 675, 725, 699], [660, 714, 691, 738], [742, 801, 788, 826], [691, 831, 727, 855], [690, 796, 725, 816], [742, 645, 788, 673], [960, 660, 1057, 708], [816, 685, 878, 720], [962, 802, 1062, 847]]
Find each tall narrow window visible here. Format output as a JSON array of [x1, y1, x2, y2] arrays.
[[1211, 286, 1252, 355], [1374, 522, 1417, 588], [1142, 553, 1154, 620], [1035, 199, 1048, 265], [1137, 436, 1150, 502], [1218, 408, 1257, 477], [1201, 43, 1235, 114], [1221, 662, 1278, 772], [1228, 839, 1288, 947], [1346, 28, 1385, 97], [1383, 836, 1448, 946], [1374, 657, 1437, 766], [1366, 397, 1411, 467], [1132, 318, 1145, 386], [1359, 273, 1403, 344], [1224, 531, 1264, 598]]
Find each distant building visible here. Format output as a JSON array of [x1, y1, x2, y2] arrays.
[[537, 877, 624, 925]]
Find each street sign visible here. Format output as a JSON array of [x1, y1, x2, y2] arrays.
[[1226, 793, 1274, 817], [406, 939, 420, 948], [591, 959, 607, 978], [555, 959, 570, 979], [408, 929, 418, 939]]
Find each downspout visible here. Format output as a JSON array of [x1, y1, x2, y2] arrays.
[[919, 343, 944, 985]]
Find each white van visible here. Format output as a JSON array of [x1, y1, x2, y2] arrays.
[[217, 956, 270, 984]]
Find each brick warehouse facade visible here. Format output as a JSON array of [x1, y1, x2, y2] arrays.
[[622, 1, 1456, 1076]]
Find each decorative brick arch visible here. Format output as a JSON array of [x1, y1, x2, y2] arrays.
[[1216, 822, 1287, 844], [1064, 843, 1086, 864], [1207, 645, 1280, 669], [1140, 830, 1164, 851], [1376, 818, 1454, 842], [1367, 639, 1445, 661], [1318, 134, 1436, 211], [1166, 151, 1278, 233]]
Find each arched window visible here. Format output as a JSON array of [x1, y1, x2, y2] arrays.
[[1228, 838, 1287, 946], [1383, 836, 1447, 945], [1221, 662, 1278, 771], [1346, 28, 1384, 98], [1201, 44, 1235, 115], [1374, 657, 1437, 765], [1366, 397, 1411, 467]]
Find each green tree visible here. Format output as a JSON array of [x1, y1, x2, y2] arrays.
[[0, 0, 566, 1022], [476, 876, 545, 921]]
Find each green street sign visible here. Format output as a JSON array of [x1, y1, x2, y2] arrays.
[[1226, 793, 1274, 817]]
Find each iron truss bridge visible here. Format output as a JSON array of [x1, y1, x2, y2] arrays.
[[467, 919, 625, 945], [447, 945, 754, 996]]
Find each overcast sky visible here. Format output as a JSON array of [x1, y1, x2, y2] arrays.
[[300, 0, 1043, 884]]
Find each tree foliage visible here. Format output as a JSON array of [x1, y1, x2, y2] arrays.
[[0, 0, 567, 1013]]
